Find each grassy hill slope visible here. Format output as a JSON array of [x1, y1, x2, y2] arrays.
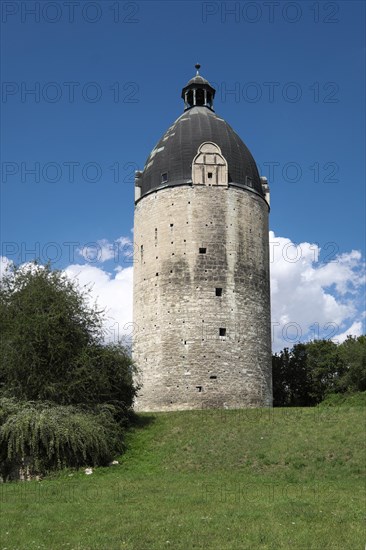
[[1, 404, 365, 549]]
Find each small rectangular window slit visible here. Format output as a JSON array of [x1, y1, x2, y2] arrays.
[[199, 247, 207, 254], [219, 328, 226, 337], [215, 288, 222, 296]]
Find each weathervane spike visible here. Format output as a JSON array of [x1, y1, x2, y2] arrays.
[[195, 63, 201, 75]]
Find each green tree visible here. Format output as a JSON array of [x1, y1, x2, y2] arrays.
[[305, 339, 345, 403], [273, 336, 366, 406], [337, 335, 366, 393], [272, 344, 314, 406], [272, 349, 291, 406], [0, 262, 137, 415]]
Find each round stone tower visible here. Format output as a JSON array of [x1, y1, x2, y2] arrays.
[[133, 65, 272, 411]]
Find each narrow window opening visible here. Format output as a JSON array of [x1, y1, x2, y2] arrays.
[[196, 386, 202, 393], [140, 245, 143, 260], [210, 375, 217, 380], [161, 172, 168, 183], [219, 327, 226, 337], [207, 172, 213, 179], [196, 89, 204, 106], [170, 223, 174, 228], [156, 272, 159, 276], [199, 247, 207, 254], [216, 287, 223, 296], [187, 90, 193, 107]]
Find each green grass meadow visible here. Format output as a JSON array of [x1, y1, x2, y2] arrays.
[[1, 405, 365, 549]]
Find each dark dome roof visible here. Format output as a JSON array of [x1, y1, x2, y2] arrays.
[[138, 106, 263, 198], [185, 75, 211, 87]]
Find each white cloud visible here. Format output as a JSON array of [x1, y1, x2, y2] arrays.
[[0, 256, 13, 279], [269, 232, 365, 351], [335, 321, 363, 344], [77, 236, 133, 264], [64, 263, 133, 345], [0, 256, 47, 280]]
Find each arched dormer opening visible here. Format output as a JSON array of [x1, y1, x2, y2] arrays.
[[192, 142, 228, 186]]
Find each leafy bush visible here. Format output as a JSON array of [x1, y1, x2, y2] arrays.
[[63, 342, 137, 424], [0, 398, 123, 481]]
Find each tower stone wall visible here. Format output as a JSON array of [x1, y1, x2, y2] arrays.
[[133, 183, 272, 411]]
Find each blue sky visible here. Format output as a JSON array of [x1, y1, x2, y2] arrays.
[[1, 0, 365, 349]]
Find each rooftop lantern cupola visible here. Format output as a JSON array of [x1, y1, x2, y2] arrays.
[[181, 64, 216, 111]]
